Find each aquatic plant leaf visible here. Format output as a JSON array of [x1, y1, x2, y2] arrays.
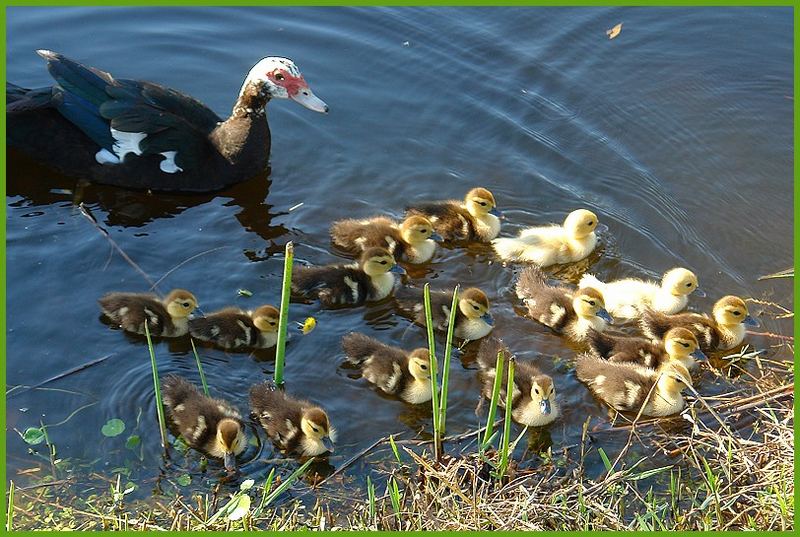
[[125, 435, 141, 450], [177, 474, 191, 487], [101, 418, 126, 437], [22, 427, 46, 445], [237, 288, 253, 297], [607, 23, 622, 39], [240, 479, 255, 491], [226, 494, 251, 521]]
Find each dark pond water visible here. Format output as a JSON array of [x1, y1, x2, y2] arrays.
[[7, 6, 793, 503]]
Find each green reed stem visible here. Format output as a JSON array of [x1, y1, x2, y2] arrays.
[[481, 350, 505, 452], [190, 339, 209, 396], [144, 320, 168, 452], [498, 357, 516, 478], [274, 241, 294, 386], [6, 480, 14, 531], [422, 283, 441, 460], [252, 458, 313, 518], [438, 285, 459, 437]]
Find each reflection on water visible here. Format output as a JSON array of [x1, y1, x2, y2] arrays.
[[6, 6, 792, 503]]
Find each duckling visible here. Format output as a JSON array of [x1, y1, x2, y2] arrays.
[[576, 354, 693, 417], [639, 295, 760, 353], [292, 247, 404, 308], [587, 327, 707, 371], [249, 383, 335, 457], [405, 187, 501, 242], [410, 287, 494, 342], [98, 289, 198, 337], [476, 337, 558, 427], [330, 215, 442, 264], [579, 268, 702, 319], [189, 305, 279, 350], [161, 375, 247, 471], [492, 209, 598, 266], [341, 332, 432, 404], [515, 265, 613, 341]]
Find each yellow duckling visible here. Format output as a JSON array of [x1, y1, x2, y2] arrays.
[[341, 332, 432, 404], [492, 209, 598, 266], [330, 214, 442, 264], [292, 247, 405, 308], [579, 267, 703, 319], [162, 375, 247, 471], [639, 295, 759, 353], [515, 265, 613, 341], [576, 355, 693, 417], [405, 187, 501, 242], [587, 326, 707, 371], [410, 287, 495, 342], [249, 383, 335, 457], [98, 289, 198, 337], [477, 337, 558, 427], [189, 305, 280, 350]]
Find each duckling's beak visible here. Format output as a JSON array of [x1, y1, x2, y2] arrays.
[[743, 314, 760, 327], [390, 264, 406, 274], [693, 287, 707, 298], [223, 452, 237, 472], [540, 398, 552, 415], [596, 308, 614, 324], [481, 312, 495, 326], [322, 435, 335, 453], [430, 232, 444, 242], [489, 207, 502, 217], [690, 348, 708, 361], [290, 86, 329, 113]]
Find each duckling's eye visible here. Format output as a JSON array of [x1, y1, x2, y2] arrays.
[[534, 388, 540, 395], [477, 200, 487, 206], [675, 378, 684, 384], [311, 426, 319, 433], [587, 221, 594, 226], [472, 305, 480, 311], [686, 282, 693, 287], [182, 302, 191, 308], [732, 311, 741, 316], [420, 229, 427, 233], [275, 72, 285, 81], [419, 364, 428, 370], [269, 321, 277, 326], [681, 342, 690, 348], [588, 300, 596, 306], [379, 260, 388, 265]]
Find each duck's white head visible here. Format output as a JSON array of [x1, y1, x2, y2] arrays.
[[662, 268, 702, 297], [563, 209, 598, 239], [239, 57, 328, 113], [712, 295, 760, 328]]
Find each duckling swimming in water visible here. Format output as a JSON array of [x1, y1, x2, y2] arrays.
[[405, 187, 501, 242], [341, 332, 432, 404], [189, 305, 279, 350], [99, 289, 198, 337], [409, 287, 494, 342], [249, 383, 335, 457], [515, 265, 613, 341], [587, 327, 707, 371], [292, 247, 404, 308], [492, 209, 598, 266], [579, 268, 702, 320], [639, 295, 759, 353], [576, 354, 693, 417], [476, 337, 558, 427], [161, 375, 247, 471], [330, 215, 442, 264]]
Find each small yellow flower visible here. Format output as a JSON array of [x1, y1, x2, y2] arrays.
[[300, 317, 317, 335]]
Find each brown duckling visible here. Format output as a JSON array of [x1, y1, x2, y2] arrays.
[[476, 337, 559, 427], [292, 247, 404, 308], [587, 327, 707, 371], [162, 375, 247, 471], [189, 305, 280, 350], [410, 286, 494, 342], [99, 288, 198, 337], [249, 383, 335, 457], [405, 187, 501, 242], [639, 295, 759, 353], [515, 265, 613, 341], [330, 215, 442, 264], [576, 354, 693, 417], [341, 332, 432, 404]]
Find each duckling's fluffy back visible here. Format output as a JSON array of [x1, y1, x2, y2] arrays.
[[330, 216, 400, 254]]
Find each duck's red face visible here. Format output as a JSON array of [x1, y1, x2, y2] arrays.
[[244, 57, 328, 113]]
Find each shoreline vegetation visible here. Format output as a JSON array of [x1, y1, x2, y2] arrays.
[[6, 251, 794, 531]]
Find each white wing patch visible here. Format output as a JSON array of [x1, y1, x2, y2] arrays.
[[93, 130, 182, 174], [343, 276, 360, 302], [192, 415, 207, 441]]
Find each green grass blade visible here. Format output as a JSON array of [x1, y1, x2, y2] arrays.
[[6, 480, 14, 531], [481, 350, 505, 452], [422, 283, 441, 459], [389, 434, 401, 463], [438, 285, 459, 436], [190, 338, 209, 396], [274, 241, 294, 386], [366, 475, 376, 521], [144, 320, 168, 451], [598, 447, 612, 472], [253, 458, 313, 517], [498, 357, 515, 478]]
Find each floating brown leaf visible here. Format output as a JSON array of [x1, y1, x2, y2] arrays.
[[607, 23, 622, 40]]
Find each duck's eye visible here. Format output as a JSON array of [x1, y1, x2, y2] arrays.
[[275, 73, 285, 81], [379, 260, 388, 265], [732, 311, 741, 316], [420, 229, 427, 233], [681, 342, 690, 348], [534, 388, 540, 395], [587, 221, 594, 226], [478, 201, 487, 206], [686, 282, 693, 287], [473, 305, 480, 311], [269, 321, 277, 326], [419, 364, 428, 370], [675, 378, 684, 384], [182, 302, 191, 308], [312, 426, 319, 433], [588, 300, 596, 306]]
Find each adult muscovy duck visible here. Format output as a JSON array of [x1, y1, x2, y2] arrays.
[[7, 50, 328, 192]]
